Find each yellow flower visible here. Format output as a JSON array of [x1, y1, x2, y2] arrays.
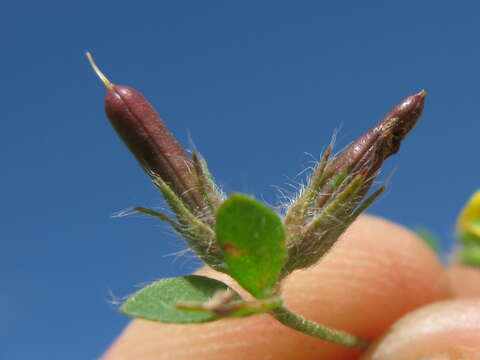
[[457, 190, 480, 239]]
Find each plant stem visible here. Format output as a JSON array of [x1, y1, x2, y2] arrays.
[[269, 306, 370, 350]]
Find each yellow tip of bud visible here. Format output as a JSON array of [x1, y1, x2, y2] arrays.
[[86, 52, 115, 91], [417, 89, 427, 99]]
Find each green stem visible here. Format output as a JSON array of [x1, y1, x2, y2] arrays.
[[269, 306, 370, 350]]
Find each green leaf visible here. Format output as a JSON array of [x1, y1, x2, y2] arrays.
[[216, 193, 286, 298], [120, 275, 240, 323], [459, 245, 480, 267]]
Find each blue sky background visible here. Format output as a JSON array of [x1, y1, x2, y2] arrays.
[[2, 1, 480, 359]]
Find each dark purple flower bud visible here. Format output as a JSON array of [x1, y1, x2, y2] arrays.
[[318, 90, 425, 207], [282, 91, 426, 273], [87, 53, 225, 271], [328, 90, 425, 177], [86, 53, 205, 214]]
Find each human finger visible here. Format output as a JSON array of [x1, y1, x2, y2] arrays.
[[362, 298, 480, 359], [448, 264, 480, 298]]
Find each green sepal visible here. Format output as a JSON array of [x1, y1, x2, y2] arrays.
[[284, 172, 369, 272], [150, 176, 225, 272], [120, 275, 239, 323], [215, 194, 286, 298], [459, 245, 480, 268], [133, 206, 183, 233], [459, 227, 480, 246]]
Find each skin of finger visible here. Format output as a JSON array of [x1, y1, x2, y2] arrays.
[[361, 299, 480, 360], [447, 265, 480, 298], [102, 215, 451, 360]]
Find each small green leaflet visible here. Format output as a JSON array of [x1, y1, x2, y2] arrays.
[[121, 275, 238, 323], [216, 194, 286, 298], [120, 275, 281, 323]]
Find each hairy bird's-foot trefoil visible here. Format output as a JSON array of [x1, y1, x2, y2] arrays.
[[87, 53, 425, 350]]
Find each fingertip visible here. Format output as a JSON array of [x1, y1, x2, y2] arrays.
[[362, 299, 480, 359]]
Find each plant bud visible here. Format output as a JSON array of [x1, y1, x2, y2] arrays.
[[330, 90, 425, 174], [456, 191, 480, 268], [283, 91, 426, 273], [319, 90, 425, 205], [457, 190, 480, 243], [87, 53, 225, 271], [86, 52, 206, 214]]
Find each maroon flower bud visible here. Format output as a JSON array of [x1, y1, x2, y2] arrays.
[[283, 91, 426, 273], [328, 90, 426, 177], [86, 53, 204, 214], [87, 53, 225, 271], [317, 90, 425, 207]]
